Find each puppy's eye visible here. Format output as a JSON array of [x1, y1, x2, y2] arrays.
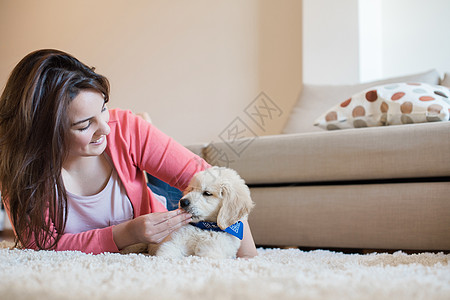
[[203, 191, 213, 197]]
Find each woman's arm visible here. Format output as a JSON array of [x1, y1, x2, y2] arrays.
[[120, 110, 211, 192], [4, 199, 192, 254], [236, 220, 258, 258], [4, 202, 118, 254]]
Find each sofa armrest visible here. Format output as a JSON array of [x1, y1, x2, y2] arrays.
[[184, 142, 209, 158]]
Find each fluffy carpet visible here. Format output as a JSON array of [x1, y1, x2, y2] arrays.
[[0, 241, 449, 300]]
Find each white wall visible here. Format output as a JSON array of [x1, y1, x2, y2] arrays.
[[358, 0, 382, 82], [0, 0, 302, 144], [302, 0, 360, 84], [381, 0, 450, 78], [303, 0, 450, 84]]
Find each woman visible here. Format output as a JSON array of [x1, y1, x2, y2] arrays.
[[0, 49, 257, 257]]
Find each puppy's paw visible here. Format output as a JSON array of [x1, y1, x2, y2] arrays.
[[120, 243, 148, 254]]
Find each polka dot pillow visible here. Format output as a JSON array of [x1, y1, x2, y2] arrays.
[[314, 82, 450, 130]]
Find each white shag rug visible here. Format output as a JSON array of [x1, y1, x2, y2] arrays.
[[0, 241, 449, 300]]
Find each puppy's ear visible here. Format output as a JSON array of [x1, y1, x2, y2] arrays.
[[217, 173, 254, 229]]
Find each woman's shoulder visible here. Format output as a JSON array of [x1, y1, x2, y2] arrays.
[[108, 108, 134, 123], [108, 108, 152, 138]]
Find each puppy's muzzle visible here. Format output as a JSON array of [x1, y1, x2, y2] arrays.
[[179, 198, 190, 209]]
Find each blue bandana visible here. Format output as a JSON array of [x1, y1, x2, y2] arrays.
[[190, 221, 244, 240]]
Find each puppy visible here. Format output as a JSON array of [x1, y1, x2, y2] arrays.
[[148, 166, 254, 259]]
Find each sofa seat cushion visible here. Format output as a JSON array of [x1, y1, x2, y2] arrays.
[[201, 121, 450, 185]]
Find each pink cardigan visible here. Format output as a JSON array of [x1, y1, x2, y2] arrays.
[[6, 109, 210, 254]]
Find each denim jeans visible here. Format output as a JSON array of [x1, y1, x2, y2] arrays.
[[146, 174, 183, 211]]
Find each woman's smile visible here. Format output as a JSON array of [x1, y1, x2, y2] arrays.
[[90, 135, 106, 145]]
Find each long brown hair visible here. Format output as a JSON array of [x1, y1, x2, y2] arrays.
[[0, 49, 110, 249]]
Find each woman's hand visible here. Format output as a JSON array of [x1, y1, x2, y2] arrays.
[[112, 209, 192, 250]]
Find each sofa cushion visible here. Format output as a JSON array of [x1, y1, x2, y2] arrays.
[[283, 69, 441, 134], [202, 121, 450, 185], [185, 142, 209, 158], [314, 83, 450, 130], [441, 73, 450, 87]]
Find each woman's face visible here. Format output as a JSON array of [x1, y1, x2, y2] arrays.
[[66, 90, 110, 159]]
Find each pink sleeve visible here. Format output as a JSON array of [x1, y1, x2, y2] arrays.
[[4, 203, 118, 254], [47, 227, 119, 254], [114, 110, 210, 191], [141, 124, 211, 190]]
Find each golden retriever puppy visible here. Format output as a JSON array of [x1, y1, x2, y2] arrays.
[[148, 166, 254, 259]]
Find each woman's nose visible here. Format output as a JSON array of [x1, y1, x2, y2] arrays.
[[98, 117, 111, 136]]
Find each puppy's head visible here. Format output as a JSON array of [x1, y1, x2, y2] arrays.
[[179, 166, 254, 229]]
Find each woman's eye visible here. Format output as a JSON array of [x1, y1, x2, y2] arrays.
[[203, 191, 213, 197], [78, 122, 91, 132]]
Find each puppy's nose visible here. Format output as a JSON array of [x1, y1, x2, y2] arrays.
[[179, 198, 190, 208]]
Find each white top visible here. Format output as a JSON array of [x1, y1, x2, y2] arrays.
[[64, 169, 134, 234]]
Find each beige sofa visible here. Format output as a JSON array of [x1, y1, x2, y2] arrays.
[[188, 70, 450, 251]]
